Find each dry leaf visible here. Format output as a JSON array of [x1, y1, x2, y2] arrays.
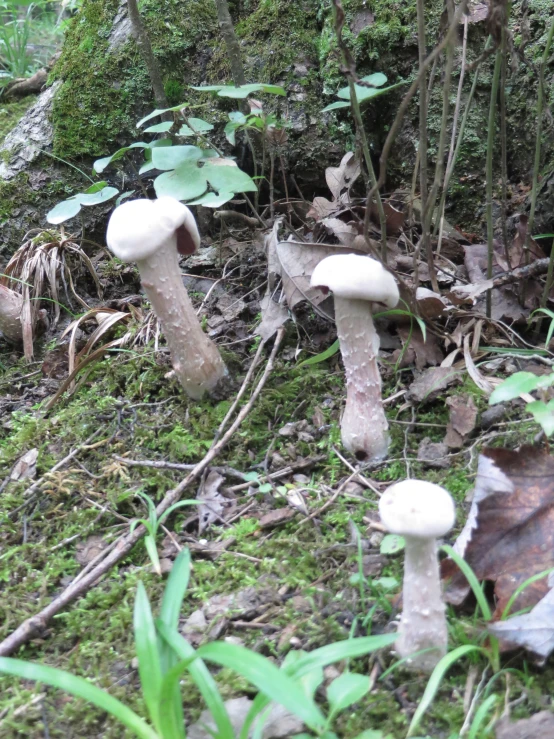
[[75, 535, 109, 566], [406, 367, 461, 403], [417, 438, 450, 469], [396, 325, 444, 370], [10, 448, 38, 481], [325, 152, 361, 200], [416, 287, 452, 320], [444, 447, 554, 618], [197, 470, 225, 533], [444, 394, 478, 448], [307, 196, 337, 221], [187, 697, 303, 739], [258, 508, 297, 528], [321, 217, 358, 246], [495, 711, 554, 739], [488, 583, 554, 663], [256, 294, 289, 342]]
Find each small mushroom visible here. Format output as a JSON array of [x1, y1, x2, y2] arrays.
[[310, 254, 399, 462], [379, 479, 456, 672], [107, 197, 226, 399], [0, 284, 24, 343]]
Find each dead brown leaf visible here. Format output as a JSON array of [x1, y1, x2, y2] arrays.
[[443, 446, 554, 618], [325, 152, 361, 200], [395, 325, 444, 370], [75, 535, 109, 566], [258, 508, 297, 529], [444, 394, 478, 448], [417, 438, 450, 469], [10, 448, 38, 482], [406, 367, 461, 403], [495, 711, 554, 739], [488, 582, 554, 663], [197, 470, 226, 533]]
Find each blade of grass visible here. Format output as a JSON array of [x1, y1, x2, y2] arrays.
[[441, 545, 492, 621], [134, 582, 163, 732], [0, 658, 158, 739]]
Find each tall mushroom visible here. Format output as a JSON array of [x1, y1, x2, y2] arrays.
[[379, 480, 455, 672], [310, 254, 399, 462], [0, 284, 24, 344], [107, 197, 226, 399]]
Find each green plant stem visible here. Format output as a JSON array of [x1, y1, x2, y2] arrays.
[[499, 26, 509, 265], [486, 50, 502, 319]]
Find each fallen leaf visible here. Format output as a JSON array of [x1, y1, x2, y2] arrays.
[[417, 438, 450, 468], [415, 287, 452, 320], [216, 294, 246, 321], [197, 470, 225, 533], [444, 394, 478, 448], [325, 152, 361, 200], [406, 367, 461, 403], [488, 582, 554, 663], [258, 508, 297, 528], [256, 294, 289, 341], [10, 448, 38, 481], [187, 697, 303, 739], [495, 711, 554, 739], [396, 325, 444, 370], [307, 196, 337, 221], [75, 535, 109, 566], [444, 446, 554, 618], [322, 217, 358, 246]]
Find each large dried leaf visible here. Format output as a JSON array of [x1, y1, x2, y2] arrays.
[[488, 583, 554, 663], [444, 447, 554, 617], [406, 367, 461, 403], [444, 394, 478, 448]]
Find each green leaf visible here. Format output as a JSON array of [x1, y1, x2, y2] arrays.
[[258, 483, 273, 493], [281, 651, 323, 700], [157, 622, 235, 739], [153, 162, 207, 201], [191, 83, 286, 99], [526, 399, 554, 437], [46, 198, 82, 225], [351, 732, 391, 739], [297, 340, 340, 367], [134, 582, 163, 732], [78, 186, 119, 206], [144, 536, 161, 576], [468, 694, 498, 739], [93, 142, 149, 173], [137, 104, 188, 128], [144, 121, 174, 133], [203, 160, 257, 193], [0, 658, 158, 739], [188, 191, 235, 207], [287, 635, 398, 677], [380, 534, 405, 555], [224, 120, 239, 145], [151, 145, 204, 171], [196, 642, 327, 731], [327, 673, 371, 716], [321, 101, 351, 112], [406, 646, 486, 737], [178, 118, 214, 136], [83, 180, 109, 194], [531, 307, 554, 348], [229, 111, 247, 124], [336, 73, 387, 99], [373, 577, 398, 591], [489, 371, 554, 404]]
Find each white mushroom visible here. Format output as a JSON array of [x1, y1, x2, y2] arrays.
[[379, 480, 456, 672], [107, 197, 226, 399], [0, 284, 24, 343], [310, 254, 399, 462]]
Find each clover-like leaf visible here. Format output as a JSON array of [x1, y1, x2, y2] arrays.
[[151, 145, 203, 171], [153, 161, 207, 201]]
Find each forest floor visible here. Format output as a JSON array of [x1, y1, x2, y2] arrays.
[[0, 215, 552, 739]]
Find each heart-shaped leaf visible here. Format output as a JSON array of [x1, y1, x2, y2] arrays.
[[203, 159, 257, 193], [151, 145, 203, 171], [47, 198, 82, 224], [153, 162, 207, 200]]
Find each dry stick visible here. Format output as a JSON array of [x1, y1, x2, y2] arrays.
[[126, 0, 168, 109], [486, 50, 502, 319], [416, 0, 439, 292], [423, 0, 456, 248], [499, 26, 510, 265], [0, 330, 284, 658], [365, 1, 467, 212], [113, 455, 248, 482], [329, 0, 387, 261], [436, 35, 493, 248]]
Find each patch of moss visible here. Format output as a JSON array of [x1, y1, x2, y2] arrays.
[[0, 97, 36, 144]]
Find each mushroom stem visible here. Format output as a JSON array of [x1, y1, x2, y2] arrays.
[[0, 284, 24, 343], [398, 535, 448, 671], [137, 237, 226, 400], [333, 296, 389, 462]]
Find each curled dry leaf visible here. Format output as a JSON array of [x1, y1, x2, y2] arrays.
[[406, 367, 461, 403], [444, 446, 554, 618], [444, 394, 478, 448], [325, 152, 361, 200], [197, 469, 226, 533], [9, 448, 38, 482]]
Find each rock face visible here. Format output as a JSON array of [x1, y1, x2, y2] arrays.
[[0, 0, 553, 254]]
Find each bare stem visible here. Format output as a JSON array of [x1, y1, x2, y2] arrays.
[[126, 0, 168, 109], [486, 50, 502, 318]]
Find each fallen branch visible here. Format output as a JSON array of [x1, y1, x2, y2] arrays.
[[113, 455, 248, 482], [0, 329, 285, 657], [449, 257, 552, 302]]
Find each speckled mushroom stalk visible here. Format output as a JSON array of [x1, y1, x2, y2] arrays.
[[379, 480, 456, 672], [0, 284, 24, 343], [107, 197, 226, 400], [310, 254, 399, 462]]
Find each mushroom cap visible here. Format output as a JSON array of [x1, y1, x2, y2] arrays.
[[379, 480, 455, 539], [106, 197, 200, 262], [310, 254, 399, 308]]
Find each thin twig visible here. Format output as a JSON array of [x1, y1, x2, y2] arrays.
[[0, 330, 285, 657]]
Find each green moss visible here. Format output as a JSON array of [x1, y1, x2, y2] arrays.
[[0, 97, 36, 144]]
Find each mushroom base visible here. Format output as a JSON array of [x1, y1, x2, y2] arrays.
[[139, 240, 227, 400], [397, 536, 448, 672], [333, 297, 389, 462]]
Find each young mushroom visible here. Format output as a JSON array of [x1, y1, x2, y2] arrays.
[[107, 197, 226, 399], [379, 480, 456, 672], [310, 254, 399, 462]]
